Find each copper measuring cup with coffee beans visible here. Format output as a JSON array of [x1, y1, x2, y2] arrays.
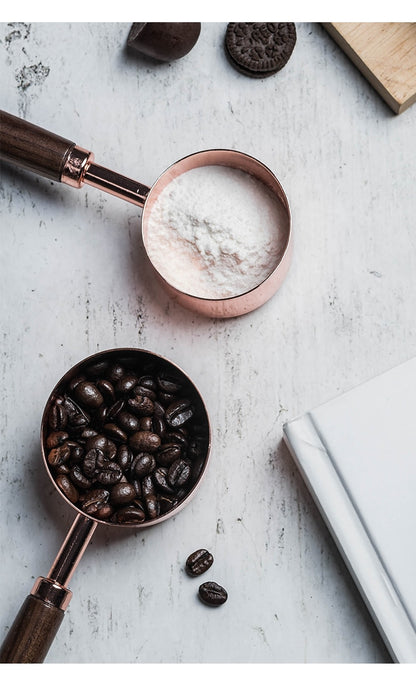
[[0, 110, 292, 318], [0, 348, 211, 664]]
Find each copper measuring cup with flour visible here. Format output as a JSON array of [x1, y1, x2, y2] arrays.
[[0, 347, 211, 663], [0, 110, 292, 317]]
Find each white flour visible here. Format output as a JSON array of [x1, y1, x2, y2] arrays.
[[146, 165, 288, 299]]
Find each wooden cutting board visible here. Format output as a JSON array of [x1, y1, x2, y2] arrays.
[[323, 23, 416, 114]]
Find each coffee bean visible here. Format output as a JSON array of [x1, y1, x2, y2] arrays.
[[56, 474, 79, 504], [116, 374, 138, 395], [168, 459, 191, 488], [103, 423, 128, 443], [110, 482, 136, 506], [106, 363, 125, 382], [48, 398, 68, 430], [73, 381, 104, 409], [83, 448, 101, 478], [127, 395, 154, 417], [198, 582, 228, 606], [117, 444, 133, 471], [185, 549, 214, 577], [165, 399, 194, 428], [95, 461, 123, 486], [153, 467, 174, 493], [131, 453, 156, 478], [46, 431, 69, 449], [157, 373, 183, 394], [157, 443, 182, 467], [70, 464, 93, 489], [48, 443, 71, 467], [111, 505, 146, 524], [81, 488, 110, 515], [96, 378, 115, 403], [107, 399, 125, 421], [117, 411, 140, 434], [129, 430, 160, 453]]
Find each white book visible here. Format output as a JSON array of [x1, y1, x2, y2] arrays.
[[283, 357, 416, 663]]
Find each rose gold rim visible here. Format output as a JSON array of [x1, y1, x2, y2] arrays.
[[142, 149, 292, 318], [41, 347, 211, 529]]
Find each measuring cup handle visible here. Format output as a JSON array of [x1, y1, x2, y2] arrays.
[[0, 109, 80, 182], [0, 587, 68, 663]]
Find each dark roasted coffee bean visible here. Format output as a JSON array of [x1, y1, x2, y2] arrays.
[[95, 503, 114, 520], [68, 375, 86, 392], [131, 453, 156, 478], [95, 461, 123, 486], [95, 405, 109, 426], [96, 378, 115, 403], [151, 415, 166, 438], [165, 399, 194, 428], [117, 411, 140, 434], [48, 398, 68, 430], [145, 494, 159, 519], [86, 434, 108, 452], [110, 482, 137, 506], [46, 431, 69, 449], [133, 384, 157, 401], [103, 423, 128, 443], [86, 360, 110, 378], [55, 464, 70, 475], [127, 395, 154, 417], [106, 363, 125, 382], [107, 399, 125, 421], [80, 428, 98, 440], [138, 416, 153, 431], [198, 581, 228, 606], [73, 381, 104, 409], [165, 430, 188, 449], [141, 474, 155, 497], [132, 478, 142, 498], [116, 374, 138, 395], [70, 465, 93, 489], [111, 505, 145, 524], [159, 494, 177, 513], [138, 375, 158, 392], [68, 443, 84, 463], [153, 467, 174, 493], [185, 549, 214, 577], [117, 444, 133, 471], [156, 443, 182, 467], [157, 373, 183, 394], [104, 440, 117, 460], [129, 430, 160, 453], [81, 488, 110, 515], [168, 459, 191, 488], [48, 443, 71, 467], [83, 448, 101, 478], [56, 474, 79, 504]]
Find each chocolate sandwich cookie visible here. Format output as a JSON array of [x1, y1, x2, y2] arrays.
[[225, 22, 296, 78]]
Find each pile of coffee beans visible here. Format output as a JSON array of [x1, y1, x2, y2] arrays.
[[185, 548, 228, 606], [43, 353, 209, 525]]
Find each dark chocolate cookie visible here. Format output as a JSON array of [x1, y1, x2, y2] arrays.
[[225, 23, 296, 78]]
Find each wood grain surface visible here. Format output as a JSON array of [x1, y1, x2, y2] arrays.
[[1, 22, 415, 665], [324, 23, 416, 114]]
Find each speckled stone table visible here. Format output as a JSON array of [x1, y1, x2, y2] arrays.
[[1, 21, 415, 664]]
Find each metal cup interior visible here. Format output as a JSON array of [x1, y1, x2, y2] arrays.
[[141, 149, 292, 318], [41, 348, 211, 528]]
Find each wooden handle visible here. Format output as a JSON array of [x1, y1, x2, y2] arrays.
[[0, 110, 75, 182], [0, 594, 65, 663]]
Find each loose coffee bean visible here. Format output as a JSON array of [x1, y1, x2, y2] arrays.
[[132, 384, 157, 401], [111, 506, 146, 524], [117, 444, 133, 471], [48, 398, 68, 430], [117, 411, 140, 433], [95, 461, 123, 486], [103, 423, 128, 443], [185, 549, 214, 577], [106, 363, 125, 382], [127, 395, 154, 417], [73, 381, 104, 409], [129, 430, 160, 453], [198, 582, 228, 606], [157, 373, 183, 394], [96, 379, 115, 403], [157, 443, 182, 467], [81, 488, 110, 515], [56, 474, 79, 504], [131, 453, 156, 478], [168, 459, 191, 488], [107, 399, 125, 421], [70, 465, 93, 489], [153, 467, 174, 493], [48, 443, 71, 467], [83, 448, 101, 478], [46, 431, 69, 449], [165, 399, 194, 428], [110, 482, 136, 506]]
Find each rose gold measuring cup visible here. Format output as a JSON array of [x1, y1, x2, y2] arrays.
[[0, 110, 292, 317], [0, 348, 211, 664]]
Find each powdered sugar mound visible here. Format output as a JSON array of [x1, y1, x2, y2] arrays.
[[146, 165, 288, 299]]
